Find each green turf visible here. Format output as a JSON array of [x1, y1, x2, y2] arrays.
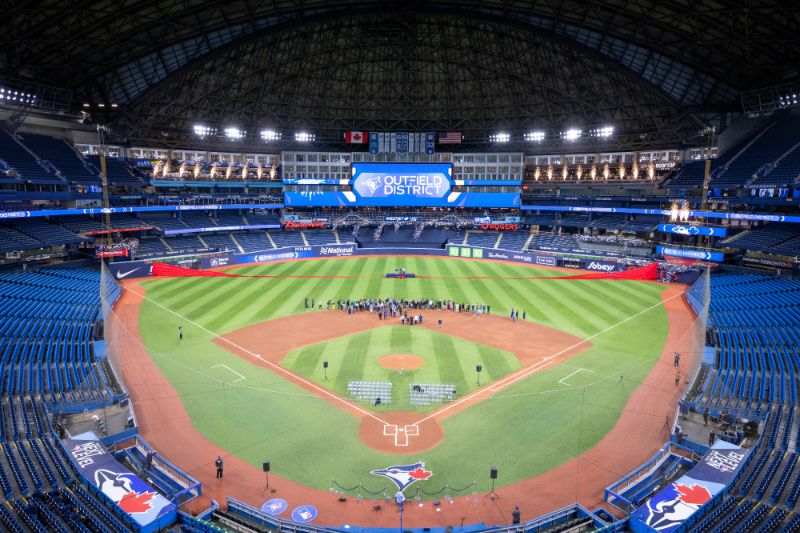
[[134, 256, 671, 496], [281, 326, 520, 412]]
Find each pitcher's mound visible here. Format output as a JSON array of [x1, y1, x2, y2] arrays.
[[380, 354, 424, 370]]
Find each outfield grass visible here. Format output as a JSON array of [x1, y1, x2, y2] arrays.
[[282, 325, 520, 412], [135, 256, 671, 495]]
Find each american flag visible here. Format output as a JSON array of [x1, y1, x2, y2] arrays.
[[438, 132, 462, 144]]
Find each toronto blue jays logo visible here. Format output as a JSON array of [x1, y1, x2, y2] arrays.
[[94, 468, 157, 514], [356, 176, 383, 197], [371, 462, 433, 491], [638, 482, 712, 531]]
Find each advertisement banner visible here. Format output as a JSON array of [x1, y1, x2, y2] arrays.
[[742, 255, 794, 269], [631, 441, 747, 533], [657, 246, 724, 262], [535, 255, 557, 267], [107, 261, 153, 280], [479, 222, 519, 231], [64, 438, 176, 531], [282, 178, 340, 185], [658, 224, 727, 237], [447, 246, 556, 267], [163, 224, 279, 235], [581, 260, 626, 273], [283, 221, 327, 230], [0, 203, 284, 220], [283, 190, 520, 208]]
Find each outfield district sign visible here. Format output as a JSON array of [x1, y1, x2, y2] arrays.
[[350, 162, 452, 206]]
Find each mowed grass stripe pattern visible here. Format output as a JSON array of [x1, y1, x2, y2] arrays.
[[281, 326, 520, 412], [136, 257, 671, 494]]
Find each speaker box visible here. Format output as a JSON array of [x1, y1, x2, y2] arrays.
[[323, 361, 329, 368], [476, 365, 482, 373], [490, 466, 498, 479], [263, 460, 270, 472]]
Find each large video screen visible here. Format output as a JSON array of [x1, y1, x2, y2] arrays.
[[350, 162, 453, 206], [283, 162, 519, 207]]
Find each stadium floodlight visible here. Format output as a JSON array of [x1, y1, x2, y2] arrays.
[[593, 126, 614, 138], [224, 127, 245, 140], [193, 124, 216, 137], [490, 132, 511, 143], [561, 128, 582, 142], [524, 131, 546, 142], [260, 129, 281, 142], [295, 132, 315, 142]]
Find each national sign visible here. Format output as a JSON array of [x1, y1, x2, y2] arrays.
[[371, 462, 433, 491]]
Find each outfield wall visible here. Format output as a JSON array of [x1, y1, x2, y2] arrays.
[[107, 243, 652, 280]]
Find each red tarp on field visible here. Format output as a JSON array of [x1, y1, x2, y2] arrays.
[[555, 262, 658, 281]]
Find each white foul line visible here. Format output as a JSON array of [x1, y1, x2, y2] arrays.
[[414, 289, 685, 426], [122, 285, 391, 426], [211, 363, 245, 382], [558, 368, 594, 386], [125, 282, 684, 446]]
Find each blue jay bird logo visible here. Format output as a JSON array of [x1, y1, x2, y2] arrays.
[[370, 462, 433, 491], [354, 175, 383, 197]]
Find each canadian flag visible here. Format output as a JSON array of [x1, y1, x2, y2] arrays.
[[344, 131, 367, 144]]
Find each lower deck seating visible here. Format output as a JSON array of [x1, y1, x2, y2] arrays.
[[0, 268, 140, 531]]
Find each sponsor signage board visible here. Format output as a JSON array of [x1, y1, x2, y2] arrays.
[[581, 260, 625, 272], [283, 221, 326, 230], [163, 224, 279, 235], [479, 222, 519, 231], [742, 255, 794, 269]]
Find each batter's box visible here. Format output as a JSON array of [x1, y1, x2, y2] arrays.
[[383, 424, 398, 437], [404, 425, 419, 437], [558, 368, 595, 387]]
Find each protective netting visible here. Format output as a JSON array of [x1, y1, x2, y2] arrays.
[[97, 259, 710, 509]]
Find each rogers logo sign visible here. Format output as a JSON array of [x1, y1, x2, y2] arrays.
[[480, 223, 519, 231], [586, 261, 616, 272], [284, 221, 326, 230], [319, 246, 355, 256]]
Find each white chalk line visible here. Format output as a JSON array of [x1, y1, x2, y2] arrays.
[[126, 284, 683, 447], [413, 290, 685, 427], [211, 363, 245, 382], [123, 285, 392, 427], [558, 368, 595, 386]]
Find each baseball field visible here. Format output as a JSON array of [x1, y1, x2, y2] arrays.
[[127, 255, 676, 500]]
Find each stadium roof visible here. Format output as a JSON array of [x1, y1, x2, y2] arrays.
[[2, 0, 798, 149]]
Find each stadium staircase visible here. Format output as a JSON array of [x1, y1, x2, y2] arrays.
[[0, 268, 140, 531], [684, 273, 800, 531]]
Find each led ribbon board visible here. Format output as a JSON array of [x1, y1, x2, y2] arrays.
[[658, 224, 727, 237], [349, 162, 453, 206], [657, 246, 724, 262]]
